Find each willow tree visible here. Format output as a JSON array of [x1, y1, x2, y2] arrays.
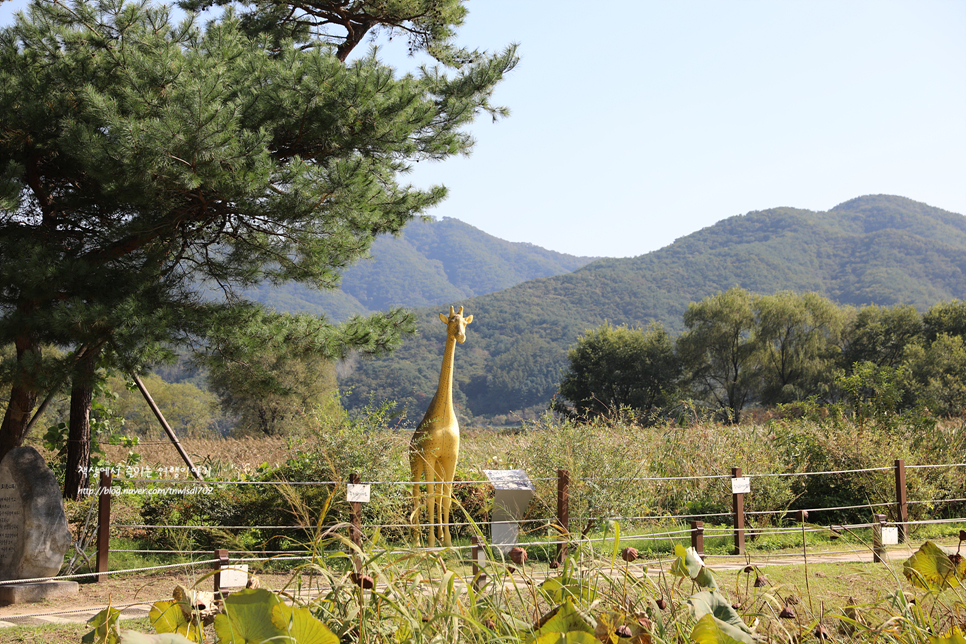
[[677, 287, 760, 423], [0, 0, 516, 489]]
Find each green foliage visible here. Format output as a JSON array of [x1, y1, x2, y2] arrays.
[[678, 288, 760, 423], [836, 361, 913, 429], [195, 309, 354, 437], [841, 304, 925, 369], [924, 299, 966, 341], [113, 374, 221, 439], [43, 374, 141, 484], [557, 322, 681, 422], [140, 398, 413, 550], [904, 333, 966, 417], [756, 291, 845, 405], [0, 0, 517, 454]]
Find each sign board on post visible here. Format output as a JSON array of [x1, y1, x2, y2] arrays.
[[220, 564, 249, 588], [882, 526, 899, 546], [483, 470, 534, 554], [731, 477, 751, 495], [347, 484, 371, 503]]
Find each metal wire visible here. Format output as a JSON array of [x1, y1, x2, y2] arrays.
[[748, 466, 893, 478], [0, 558, 222, 585]]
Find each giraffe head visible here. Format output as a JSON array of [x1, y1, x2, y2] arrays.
[[439, 305, 473, 343]]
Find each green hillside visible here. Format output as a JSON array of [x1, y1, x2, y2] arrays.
[[338, 195, 966, 422], [243, 217, 599, 317]]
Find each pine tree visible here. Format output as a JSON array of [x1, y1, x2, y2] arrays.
[[0, 0, 517, 474]]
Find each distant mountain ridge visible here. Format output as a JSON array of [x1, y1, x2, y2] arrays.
[[244, 217, 600, 319], [335, 195, 966, 422]]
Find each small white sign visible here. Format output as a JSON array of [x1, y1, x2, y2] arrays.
[[476, 547, 486, 566], [483, 469, 534, 491], [731, 477, 751, 495], [881, 526, 899, 545], [221, 564, 249, 588], [347, 484, 371, 503]]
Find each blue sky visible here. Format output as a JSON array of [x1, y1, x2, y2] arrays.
[[3, 0, 964, 258]]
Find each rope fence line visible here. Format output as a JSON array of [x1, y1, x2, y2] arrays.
[[70, 459, 963, 593], [111, 500, 965, 534], [0, 558, 222, 586], [105, 461, 966, 488]]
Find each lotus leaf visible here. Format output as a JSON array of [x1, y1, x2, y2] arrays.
[[595, 609, 652, 644], [691, 614, 748, 644], [903, 541, 966, 591], [214, 588, 286, 644], [930, 626, 966, 644], [670, 545, 717, 590], [149, 600, 200, 642], [271, 602, 339, 644], [532, 632, 599, 644], [83, 607, 122, 644], [687, 591, 755, 644], [540, 577, 598, 603], [527, 598, 596, 644]]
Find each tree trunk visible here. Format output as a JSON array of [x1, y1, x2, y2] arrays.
[[63, 348, 98, 500], [0, 334, 42, 462]]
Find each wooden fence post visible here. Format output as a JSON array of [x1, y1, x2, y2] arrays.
[[213, 549, 229, 596], [873, 513, 887, 563], [894, 459, 908, 543], [95, 470, 112, 581], [350, 473, 362, 571], [471, 535, 486, 589], [556, 469, 570, 564], [690, 521, 704, 556], [732, 467, 745, 555]]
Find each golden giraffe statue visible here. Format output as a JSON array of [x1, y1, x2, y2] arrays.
[[409, 305, 473, 548]]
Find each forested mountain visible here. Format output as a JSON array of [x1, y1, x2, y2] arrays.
[[243, 217, 599, 319], [337, 195, 966, 423]]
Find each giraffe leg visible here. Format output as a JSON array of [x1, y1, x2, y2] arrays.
[[425, 456, 438, 548], [439, 457, 457, 548]]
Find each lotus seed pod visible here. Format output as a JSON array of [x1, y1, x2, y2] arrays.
[[350, 572, 375, 589], [779, 607, 795, 619], [509, 547, 527, 565], [621, 547, 638, 562]]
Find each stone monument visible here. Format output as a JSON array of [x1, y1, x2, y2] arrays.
[[0, 446, 77, 603], [482, 469, 535, 554]]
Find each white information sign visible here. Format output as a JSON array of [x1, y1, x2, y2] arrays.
[[347, 484, 371, 503], [221, 564, 249, 588], [731, 477, 751, 495], [881, 526, 899, 546]]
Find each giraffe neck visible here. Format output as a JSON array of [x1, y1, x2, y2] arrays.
[[427, 334, 458, 424]]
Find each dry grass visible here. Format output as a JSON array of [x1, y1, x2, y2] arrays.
[[101, 436, 293, 476]]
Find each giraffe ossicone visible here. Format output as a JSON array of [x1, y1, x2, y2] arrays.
[[409, 305, 473, 548]]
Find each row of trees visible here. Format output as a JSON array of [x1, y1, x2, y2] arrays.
[[557, 288, 966, 423], [0, 0, 516, 498]]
